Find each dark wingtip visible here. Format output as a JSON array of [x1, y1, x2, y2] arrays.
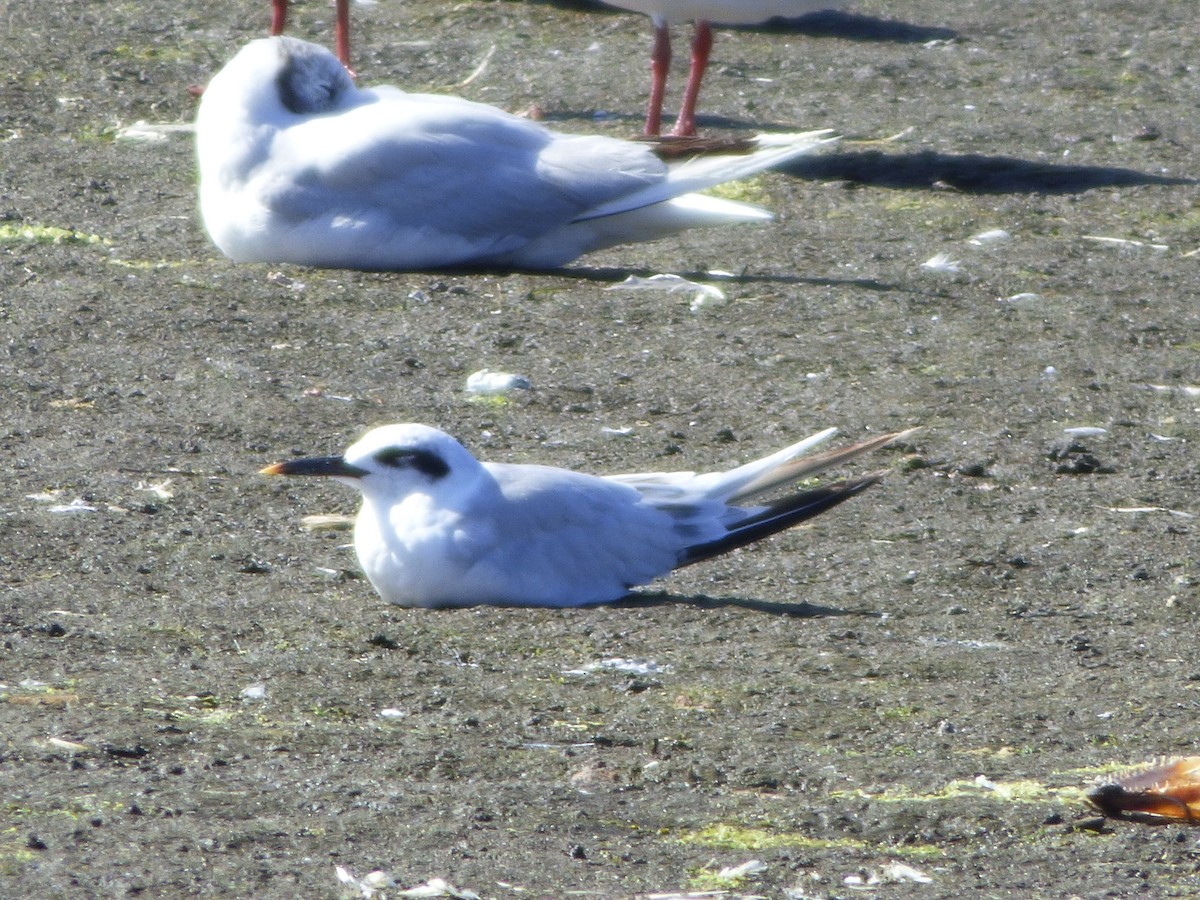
[[679, 473, 883, 568]]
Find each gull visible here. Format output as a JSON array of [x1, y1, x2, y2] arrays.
[[261, 423, 912, 608], [601, 0, 845, 136], [195, 37, 837, 271]]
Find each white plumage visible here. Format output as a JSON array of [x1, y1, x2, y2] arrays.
[[195, 37, 836, 270], [262, 423, 911, 608]]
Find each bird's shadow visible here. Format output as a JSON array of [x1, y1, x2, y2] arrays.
[[527, 3, 958, 45], [781, 149, 1196, 194], [741, 9, 959, 44], [609, 589, 881, 617]]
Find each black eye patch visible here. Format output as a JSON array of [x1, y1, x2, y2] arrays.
[[373, 447, 450, 479]]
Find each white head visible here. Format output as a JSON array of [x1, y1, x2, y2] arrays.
[[262, 423, 485, 504]]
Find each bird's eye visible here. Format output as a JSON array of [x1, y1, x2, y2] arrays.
[[374, 448, 411, 468], [372, 447, 450, 479]]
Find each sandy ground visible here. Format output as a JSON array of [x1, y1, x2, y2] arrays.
[[3, 0, 1200, 896]]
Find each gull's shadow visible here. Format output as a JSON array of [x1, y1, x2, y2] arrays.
[[610, 590, 881, 617], [524, 2, 959, 45], [745, 9, 959, 44], [783, 149, 1197, 194]]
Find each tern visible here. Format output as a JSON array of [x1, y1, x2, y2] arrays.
[[195, 37, 837, 271], [262, 423, 912, 608], [600, 0, 845, 136]]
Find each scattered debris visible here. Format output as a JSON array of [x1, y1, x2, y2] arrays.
[[336, 869, 481, 899], [303, 388, 355, 402], [136, 479, 174, 500], [464, 369, 532, 396], [920, 252, 963, 274], [1101, 506, 1194, 519], [1082, 235, 1168, 253], [564, 657, 673, 677], [843, 862, 933, 887], [968, 228, 1011, 245], [1062, 426, 1107, 437], [717, 859, 768, 881], [607, 274, 727, 312], [301, 514, 356, 532], [998, 292, 1041, 305], [453, 44, 496, 89], [267, 270, 306, 292], [1145, 383, 1200, 397], [47, 498, 98, 514], [240, 684, 268, 701], [115, 120, 195, 142]]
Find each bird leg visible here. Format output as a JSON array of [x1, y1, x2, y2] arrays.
[[672, 19, 712, 137], [645, 21, 671, 136], [333, 0, 353, 73], [270, 0, 354, 75], [271, 0, 288, 35]]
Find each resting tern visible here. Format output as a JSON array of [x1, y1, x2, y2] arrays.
[[262, 423, 911, 608]]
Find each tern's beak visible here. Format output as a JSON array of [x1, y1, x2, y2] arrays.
[[260, 456, 369, 478]]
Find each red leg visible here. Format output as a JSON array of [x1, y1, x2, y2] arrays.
[[672, 19, 712, 137], [271, 0, 287, 35], [334, 0, 353, 72], [645, 21, 670, 137]]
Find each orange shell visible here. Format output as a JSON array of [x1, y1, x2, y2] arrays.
[[1088, 757, 1200, 824]]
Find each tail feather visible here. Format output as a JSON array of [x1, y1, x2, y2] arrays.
[[575, 129, 838, 223], [679, 474, 882, 567], [732, 427, 917, 503]]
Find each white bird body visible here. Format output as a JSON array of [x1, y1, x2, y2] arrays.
[[262, 423, 911, 608], [196, 37, 836, 270]]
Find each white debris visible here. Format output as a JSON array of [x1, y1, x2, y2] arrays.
[[267, 271, 306, 292], [136, 479, 174, 500], [1082, 235, 1169, 252], [47, 498, 97, 514], [845, 862, 933, 887], [564, 657, 672, 676], [115, 120, 195, 142], [718, 859, 768, 880], [1146, 383, 1200, 397], [998, 292, 1040, 304], [25, 490, 65, 503], [47, 737, 90, 753], [879, 863, 933, 884], [336, 869, 481, 899], [920, 252, 963, 274], [968, 228, 1011, 245], [301, 514, 355, 532], [240, 684, 268, 701], [1063, 426, 1108, 437], [601, 426, 634, 436], [465, 369, 532, 395], [607, 274, 727, 312], [1102, 506, 1195, 519]]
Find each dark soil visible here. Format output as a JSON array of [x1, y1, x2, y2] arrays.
[[3, 0, 1200, 896]]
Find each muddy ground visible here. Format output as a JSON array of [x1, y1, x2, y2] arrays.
[[3, 0, 1200, 896]]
